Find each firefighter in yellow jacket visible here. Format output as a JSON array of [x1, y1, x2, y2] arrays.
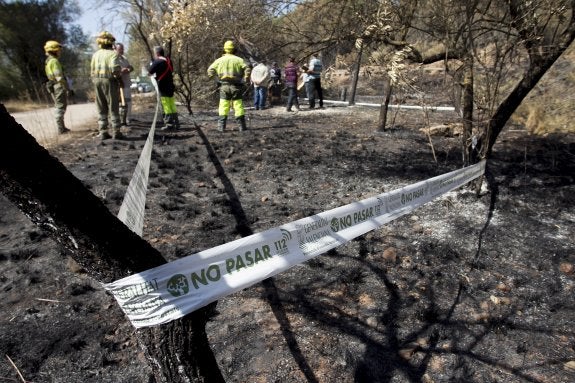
[[207, 40, 251, 132], [44, 40, 70, 134], [90, 31, 122, 139]]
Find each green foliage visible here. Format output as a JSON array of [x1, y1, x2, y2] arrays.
[[0, 0, 88, 101], [0, 61, 25, 100]]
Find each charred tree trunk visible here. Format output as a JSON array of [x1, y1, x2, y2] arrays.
[[481, 0, 575, 158], [377, 76, 393, 132], [461, 53, 474, 166], [0, 104, 224, 383], [138, 309, 224, 383], [348, 43, 363, 106], [482, 55, 564, 158], [175, 46, 194, 115]]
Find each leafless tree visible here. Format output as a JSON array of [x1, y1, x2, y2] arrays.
[[407, 0, 575, 163]]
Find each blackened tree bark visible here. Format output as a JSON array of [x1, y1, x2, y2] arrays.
[[0, 104, 224, 383], [377, 76, 393, 132], [348, 43, 363, 106], [481, 1, 575, 158], [459, 3, 475, 167], [461, 54, 474, 166]]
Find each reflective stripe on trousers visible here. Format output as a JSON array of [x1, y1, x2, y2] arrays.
[[219, 99, 245, 117], [218, 83, 245, 117], [161, 96, 177, 114]]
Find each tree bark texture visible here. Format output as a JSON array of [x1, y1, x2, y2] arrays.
[[377, 77, 393, 131], [0, 104, 224, 383], [348, 44, 363, 106], [483, 1, 575, 157], [461, 54, 474, 166], [483, 57, 559, 158]]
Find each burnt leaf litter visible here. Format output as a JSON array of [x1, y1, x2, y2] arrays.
[[1, 98, 574, 382]]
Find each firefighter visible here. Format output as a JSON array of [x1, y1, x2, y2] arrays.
[[207, 40, 251, 132], [44, 40, 71, 134], [90, 31, 122, 140], [148, 45, 180, 130]]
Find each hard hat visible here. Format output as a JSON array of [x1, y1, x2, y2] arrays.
[[44, 40, 62, 53], [223, 40, 235, 53], [96, 31, 116, 47]]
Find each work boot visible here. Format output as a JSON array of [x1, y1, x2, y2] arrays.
[[120, 106, 128, 126], [173, 113, 180, 129], [112, 131, 124, 139], [57, 115, 69, 133], [161, 113, 175, 130], [237, 115, 247, 132], [218, 116, 227, 132], [97, 131, 111, 140]]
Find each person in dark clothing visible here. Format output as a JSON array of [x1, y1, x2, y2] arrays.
[[268, 61, 282, 106], [270, 62, 281, 85], [148, 46, 180, 130]]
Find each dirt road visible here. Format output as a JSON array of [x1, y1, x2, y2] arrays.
[[10, 102, 98, 145]]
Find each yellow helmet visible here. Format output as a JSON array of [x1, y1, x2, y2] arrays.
[[96, 31, 116, 47], [44, 40, 62, 53], [223, 40, 235, 53]]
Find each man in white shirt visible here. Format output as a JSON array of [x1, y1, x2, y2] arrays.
[[250, 60, 271, 110], [307, 54, 324, 109]]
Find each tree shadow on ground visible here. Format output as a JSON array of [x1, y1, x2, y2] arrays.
[[195, 122, 320, 382]]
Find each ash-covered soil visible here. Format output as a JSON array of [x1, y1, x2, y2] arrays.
[[1, 101, 574, 383]]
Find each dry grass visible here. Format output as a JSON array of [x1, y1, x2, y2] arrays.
[[514, 98, 575, 135], [2, 99, 51, 114], [512, 43, 575, 135]]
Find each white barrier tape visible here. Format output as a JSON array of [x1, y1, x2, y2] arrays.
[[105, 160, 485, 328], [307, 99, 456, 111], [116, 78, 161, 235]]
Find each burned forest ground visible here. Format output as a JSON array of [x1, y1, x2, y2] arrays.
[[1, 95, 575, 383]]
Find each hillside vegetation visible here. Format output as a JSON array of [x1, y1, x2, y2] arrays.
[[513, 42, 575, 134]]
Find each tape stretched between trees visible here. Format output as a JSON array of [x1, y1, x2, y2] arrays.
[[105, 159, 486, 328]]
